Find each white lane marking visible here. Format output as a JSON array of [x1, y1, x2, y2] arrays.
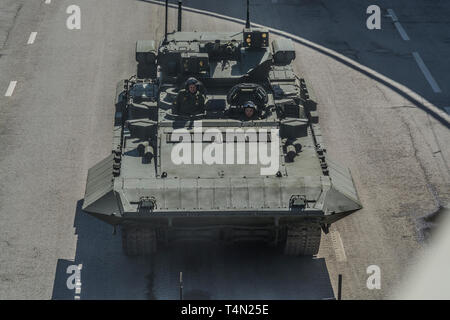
[[387, 9, 409, 40], [5, 81, 17, 96], [330, 229, 347, 262], [412, 52, 442, 93], [74, 263, 82, 300], [27, 32, 37, 44], [393, 22, 410, 41], [387, 9, 398, 22]]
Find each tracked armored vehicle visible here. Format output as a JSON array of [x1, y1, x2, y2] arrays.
[[82, 1, 361, 256]]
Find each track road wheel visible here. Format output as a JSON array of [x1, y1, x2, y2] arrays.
[[122, 227, 157, 256], [283, 225, 321, 256]]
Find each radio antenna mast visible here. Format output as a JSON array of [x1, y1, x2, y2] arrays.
[[164, 0, 169, 43], [245, 0, 250, 28], [177, 1, 182, 32]]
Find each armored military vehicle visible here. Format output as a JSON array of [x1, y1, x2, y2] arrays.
[[82, 1, 362, 256]]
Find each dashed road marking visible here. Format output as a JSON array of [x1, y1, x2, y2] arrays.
[[412, 52, 442, 93], [330, 229, 347, 262], [27, 32, 37, 44], [74, 263, 82, 300], [387, 9, 409, 41], [5, 81, 17, 96], [393, 22, 410, 41], [387, 9, 398, 22], [75, 284, 81, 295]]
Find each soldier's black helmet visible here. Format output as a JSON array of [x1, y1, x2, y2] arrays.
[[184, 77, 206, 94], [185, 77, 199, 86], [185, 77, 199, 92]]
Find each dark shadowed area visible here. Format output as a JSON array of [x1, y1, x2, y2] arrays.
[[52, 201, 334, 299]]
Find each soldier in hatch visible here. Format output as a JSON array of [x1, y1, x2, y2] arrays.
[[173, 77, 206, 116], [241, 101, 258, 121]]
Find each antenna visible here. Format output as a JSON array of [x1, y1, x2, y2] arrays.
[[245, 0, 250, 28], [177, 1, 182, 32], [164, 0, 169, 43]]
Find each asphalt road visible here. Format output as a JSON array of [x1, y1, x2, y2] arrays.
[[0, 0, 448, 299]]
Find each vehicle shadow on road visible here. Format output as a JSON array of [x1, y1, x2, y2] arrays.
[[51, 200, 335, 300]]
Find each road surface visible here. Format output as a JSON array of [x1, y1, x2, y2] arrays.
[[0, 0, 448, 299]]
